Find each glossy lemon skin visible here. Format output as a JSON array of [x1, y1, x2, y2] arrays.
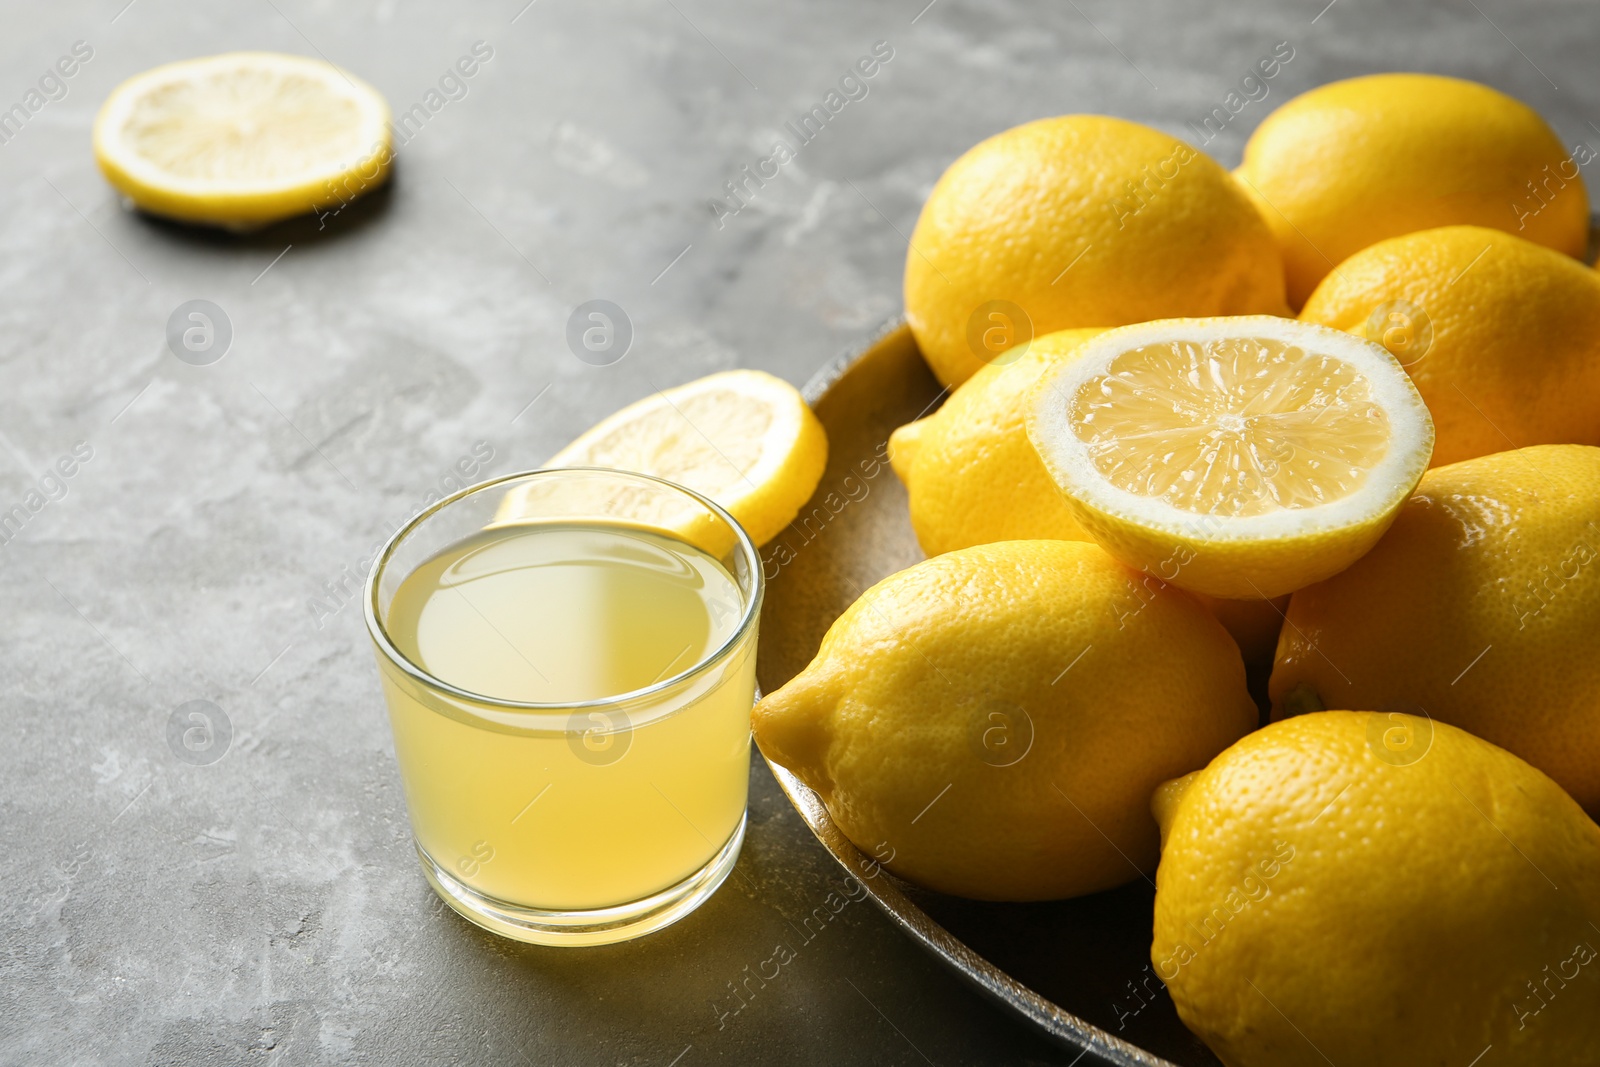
[[1238, 73, 1589, 307], [1153, 711, 1600, 1067], [1301, 226, 1600, 467], [1271, 444, 1600, 811], [889, 328, 1104, 555], [1194, 594, 1287, 668], [754, 540, 1256, 901], [905, 115, 1288, 388]]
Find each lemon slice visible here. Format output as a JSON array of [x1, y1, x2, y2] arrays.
[[496, 370, 828, 548], [1025, 317, 1434, 598], [93, 52, 391, 231]]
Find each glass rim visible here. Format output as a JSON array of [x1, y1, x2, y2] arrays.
[[363, 465, 764, 714]]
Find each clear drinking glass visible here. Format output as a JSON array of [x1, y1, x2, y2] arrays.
[[364, 467, 762, 946]]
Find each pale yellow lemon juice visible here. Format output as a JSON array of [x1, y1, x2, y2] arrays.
[[367, 468, 762, 945]]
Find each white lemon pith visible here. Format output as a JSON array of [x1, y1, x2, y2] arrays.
[[1026, 317, 1434, 598], [93, 52, 391, 230], [498, 370, 827, 548]]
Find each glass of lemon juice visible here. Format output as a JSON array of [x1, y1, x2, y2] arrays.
[[365, 467, 761, 945]]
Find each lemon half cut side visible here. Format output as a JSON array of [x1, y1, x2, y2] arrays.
[[1025, 316, 1434, 599], [495, 370, 828, 550], [93, 52, 392, 231]]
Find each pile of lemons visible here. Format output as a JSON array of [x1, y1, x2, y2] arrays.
[[755, 74, 1600, 1067]]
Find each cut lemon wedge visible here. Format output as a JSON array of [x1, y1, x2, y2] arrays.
[[496, 370, 828, 548], [93, 52, 391, 231], [1025, 317, 1434, 598]]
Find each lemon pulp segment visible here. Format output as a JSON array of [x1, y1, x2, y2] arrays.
[[1071, 336, 1392, 518], [1026, 316, 1434, 598], [496, 370, 827, 549], [119, 68, 370, 182], [566, 386, 776, 496]]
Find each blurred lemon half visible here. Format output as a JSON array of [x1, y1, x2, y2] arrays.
[[496, 370, 827, 550], [93, 52, 392, 231], [1026, 316, 1434, 599]]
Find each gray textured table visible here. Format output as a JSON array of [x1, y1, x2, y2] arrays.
[[1, 2, 1591, 1064]]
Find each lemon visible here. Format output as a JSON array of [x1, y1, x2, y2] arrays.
[[1271, 444, 1600, 811], [1300, 225, 1600, 467], [1025, 316, 1434, 599], [1153, 711, 1600, 1067], [753, 540, 1255, 901], [1194, 594, 1287, 668], [888, 328, 1103, 556], [904, 115, 1288, 388], [1237, 73, 1589, 308], [497, 370, 827, 549], [93, 52, 392, 231]]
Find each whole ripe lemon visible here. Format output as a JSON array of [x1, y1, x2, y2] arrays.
[[1270, 445, 1600, 811], [889, 328, 1104, 555], [1152, 711, 1600, 1067], [1237, 73, 1589, 307], [1300, 226, 1600, 467], [753, 540, 1256, 901], [904, 115, 1288, 388]]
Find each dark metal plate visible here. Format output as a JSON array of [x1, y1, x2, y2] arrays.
[[753, 321, 1222, 1067]]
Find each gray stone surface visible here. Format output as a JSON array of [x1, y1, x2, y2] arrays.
[[0, 1, 1591, 1064]]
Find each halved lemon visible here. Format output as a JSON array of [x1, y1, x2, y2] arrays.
[[496, 370, 828, 548], [1025, 317, 1434, 598], [93, 52, 391, 231]]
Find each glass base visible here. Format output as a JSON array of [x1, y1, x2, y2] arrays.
[[415, 814, 746, 946]]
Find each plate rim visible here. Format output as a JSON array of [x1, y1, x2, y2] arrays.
[[761, 757, 1183, 1067], [763, 317, 1186, 1067]]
